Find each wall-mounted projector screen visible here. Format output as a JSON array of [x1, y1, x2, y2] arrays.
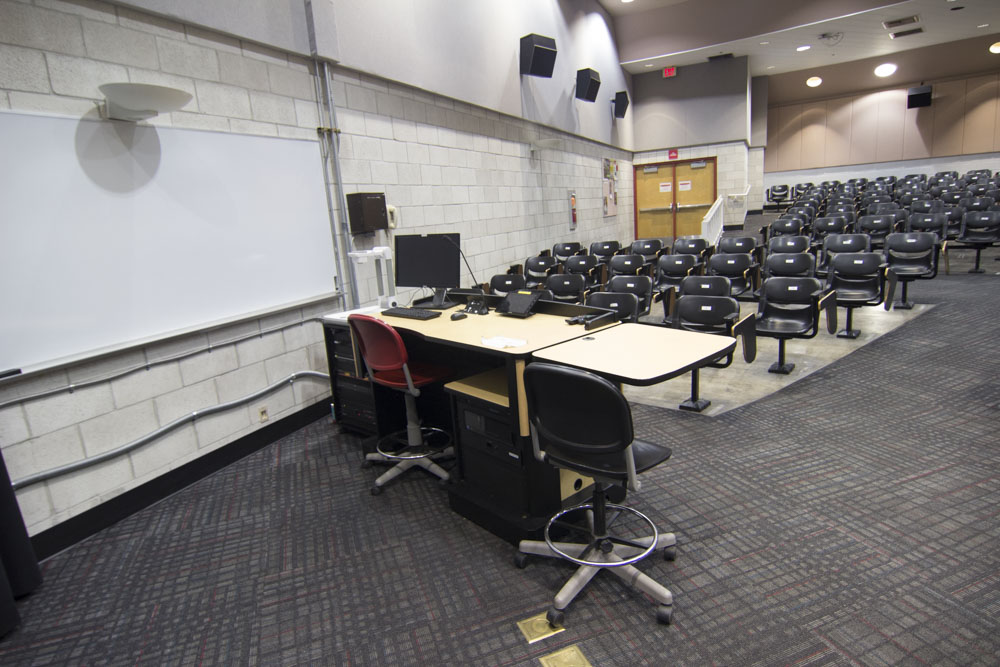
[[0, 112, 337, 372]]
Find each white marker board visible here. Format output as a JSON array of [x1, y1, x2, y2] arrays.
[[0, 112, 337, 372]]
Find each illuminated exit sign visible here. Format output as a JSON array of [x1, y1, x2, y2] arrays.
[[663, 66, 677, 78]]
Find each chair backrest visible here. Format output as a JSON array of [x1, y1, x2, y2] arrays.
[[606, 274, 654, 312], [563, 253, 599, 276], [544, 273, 586, 302], [348, 314, 407, 374], [769, 218, 803, 237], [765, 252, 815, 278], [960, 211, 1000, 242], [524, 255, 559, 278], [489, 273, 526, 295], [523, 362, 635, 483], [812, 216, 849, 240], [679, 274, 731, 297], [959, 196, 995, 212], [857, 214, 896, 239], [829, 252, 883, 284], [717, 236, 757, 254], [906, 212, 948, 238], [756, 276, 824, 334], [671, 294, 739, 334], [884, 232, 938, 274], [630, 238, 663, 261], [707, 252, 753, 278], [608, 254, 644, 276], [910, 199, 944, 215], [767, 234, 810, 254], [788, 205, 815, 221], [552, 242, 583, 262], [590, 240, 621, 261], [655, 254, 697, 282], [585, 291, 640, 323], [824, 233, 871, 254], [672, 237, 709, 256]]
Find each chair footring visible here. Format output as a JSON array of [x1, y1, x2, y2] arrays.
[[837, 329, 860, 339], [768, 361, 794, 374], [679, 398, 710, 412], [376, 426, 451, 460]]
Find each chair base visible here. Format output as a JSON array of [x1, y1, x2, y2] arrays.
[[768, 361, 795, 374], [366, 425, 453, 494], [837, 329, 860, 339], [679, 398, 710, 412]]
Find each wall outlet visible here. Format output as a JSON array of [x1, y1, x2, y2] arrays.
[[258, 407, 269, 423]]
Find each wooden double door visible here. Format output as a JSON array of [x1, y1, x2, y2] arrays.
[[634, 158, 716, 239]]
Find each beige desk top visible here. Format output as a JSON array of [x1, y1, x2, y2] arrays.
[[376, 306, 609, 356], [531, 323, 736, 386]]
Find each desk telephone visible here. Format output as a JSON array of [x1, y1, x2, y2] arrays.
[[462, 297, 490, 315]]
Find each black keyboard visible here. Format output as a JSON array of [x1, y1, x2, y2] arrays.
[[381, 307, 441, 320]]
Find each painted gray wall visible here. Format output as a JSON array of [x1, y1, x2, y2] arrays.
[[751, 76, 768, 148], [631, 57, 749, 152]]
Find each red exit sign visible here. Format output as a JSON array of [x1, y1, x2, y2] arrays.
[[663, 66, 677, 78]]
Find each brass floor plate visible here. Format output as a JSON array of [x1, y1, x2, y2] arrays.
[[516, 612, 565, 644], [538, 644, 593, 667]]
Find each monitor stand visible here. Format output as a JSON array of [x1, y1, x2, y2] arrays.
[[423, 288, 459, 310]]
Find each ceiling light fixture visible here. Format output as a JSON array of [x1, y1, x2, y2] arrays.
[[621, 0, 634, 3], [978, 24, 989, 28], [797, 45, 811, 52], [991, 41, 1000, 54], [807, 76, 822, 87], [760, 41, 770, 45], [874, 63, 898, 77]]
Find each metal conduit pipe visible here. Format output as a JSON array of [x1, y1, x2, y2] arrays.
[[317, 60, 361, 309], [0, 316, 333, 411], [11, 370, 331, 491]]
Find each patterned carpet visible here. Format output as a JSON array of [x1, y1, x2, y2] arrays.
[[1, 249, 998, 665]]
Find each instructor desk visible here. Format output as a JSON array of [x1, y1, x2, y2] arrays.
[[323, 305, 735, 542]]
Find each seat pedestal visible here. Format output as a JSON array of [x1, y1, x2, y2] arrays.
[[767, 338, 795, 374], [837, 306, 861, 339], [679, 369, 710, 412]]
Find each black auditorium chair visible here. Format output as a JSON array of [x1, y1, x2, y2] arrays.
[[959, 196, 996, 213], [766, 184, 790, 209], [631, 239, 665, 269], [606, 274, 656, 317], [488, 273, 526, 296], [907, 212, 950, 273], [515, 363, 678, 627], [661, 275, 731, 322], [607, 253, 645, 278], [348, 314, 454, 495], [827, 252, 897, 339], [763, 252, 816, 280], [653, 254, 699, 295], [955, 211, 1000, 273], [856, 214, 897, 250], [524, 255, 560, 288], [717, 236, 761, 264], [671, 237, 712, 272], [585, 291, 640, 323], [706, 252, 757, 300], [667, 293, 755, 412], [764, 217, 804, 244], [590, 240, 621, 265], [883, 232, 940, 309], [909, 199, 945, 215], [552, 242, 584, 264], [816, 233, 870, 278], [755, 276, 837, 374], [563, 254, 604, 289], [810, 216, 850, 249], [767, 234, 810, 256], [544, 273, 587, 304]]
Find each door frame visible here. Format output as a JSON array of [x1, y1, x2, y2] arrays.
[[632, 157, 718, 239]]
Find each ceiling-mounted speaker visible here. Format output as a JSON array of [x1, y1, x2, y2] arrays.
[[613, 91, 629, 118], [520, 34, 557, 77], [907, 85, 932, 108], [575, 68, 601, 102]]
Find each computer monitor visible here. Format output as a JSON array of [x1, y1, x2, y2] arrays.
[[394, 233, 462, 309]]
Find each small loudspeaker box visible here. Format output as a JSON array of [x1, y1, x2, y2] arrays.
[[613, 91, 629, 118], [520, 34, 557, 78], [576, 69, 601, 102]]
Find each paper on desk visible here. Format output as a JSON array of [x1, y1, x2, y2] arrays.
[[481, 336, 527, 349]]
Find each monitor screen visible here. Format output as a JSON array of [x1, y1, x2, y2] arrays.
[[394, 233, 461, 308]]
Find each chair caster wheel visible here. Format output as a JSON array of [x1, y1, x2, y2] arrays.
[[656, 605, 673, 625], [663, 545, 677, 562], [514, 552, 529, 569], [370, 486, 382, 496], [546, 607, 565, 628]]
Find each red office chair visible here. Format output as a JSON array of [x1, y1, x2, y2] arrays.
[[347, 314, 453, 495]]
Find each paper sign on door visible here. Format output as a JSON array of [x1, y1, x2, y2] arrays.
[[678, 180, 692, 191], [659, 182, 672, 193]]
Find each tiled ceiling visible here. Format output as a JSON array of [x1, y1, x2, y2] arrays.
[[599, 0, 1000, 79]]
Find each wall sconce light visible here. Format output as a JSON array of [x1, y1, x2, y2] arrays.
[[99, 83, 192, 122]]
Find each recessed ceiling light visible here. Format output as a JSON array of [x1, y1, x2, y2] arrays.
[[978, 24, 989, 28], [797, 45, 811, 52], [645, 63, 655, 67], [621, 0, 634, 3], [807, 76, 822, 87], [991, 41, 1000, 54], [760, 41, 770, 45], [874, 63, 898, 77]]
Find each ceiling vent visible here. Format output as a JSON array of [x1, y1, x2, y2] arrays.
[[889, 27, 924, 39], [883, 15, 920, 30]]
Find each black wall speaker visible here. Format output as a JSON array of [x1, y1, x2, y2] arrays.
[[613, 91, 629, 118], [576, 68, 601, 102], [907, 85, 932, 109], [346, 192, 388, 234], [520, 34, 557, 77]]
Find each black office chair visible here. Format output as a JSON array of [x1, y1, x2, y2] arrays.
[[606, 274, 656, 317], [524, 255, 559, 288], [544, 273, 587, 303], [883, 232, 940, 309], [585, 291, 640, 323], [489, 273, 526, 296], [755, 276, 837, 374], [955, 211, 1000, 273], [516, 363, 677, 627], [348, 314, 454, 495], [826, 252, 897, 339], [667, 294, 755, 412]]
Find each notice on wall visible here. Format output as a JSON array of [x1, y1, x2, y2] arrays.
[[678, 180, 692, 191], [659, 182, 672, 193]]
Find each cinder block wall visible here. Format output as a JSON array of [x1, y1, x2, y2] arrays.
[[0, 0, 636, 537]]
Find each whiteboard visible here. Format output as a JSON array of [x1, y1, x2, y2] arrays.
[[0, 112, 337, 372]]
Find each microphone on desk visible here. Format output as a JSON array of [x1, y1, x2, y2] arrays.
[[441, 233, 480, 288]]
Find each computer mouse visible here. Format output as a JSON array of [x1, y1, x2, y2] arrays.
[[450, 312, 467, 321]]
